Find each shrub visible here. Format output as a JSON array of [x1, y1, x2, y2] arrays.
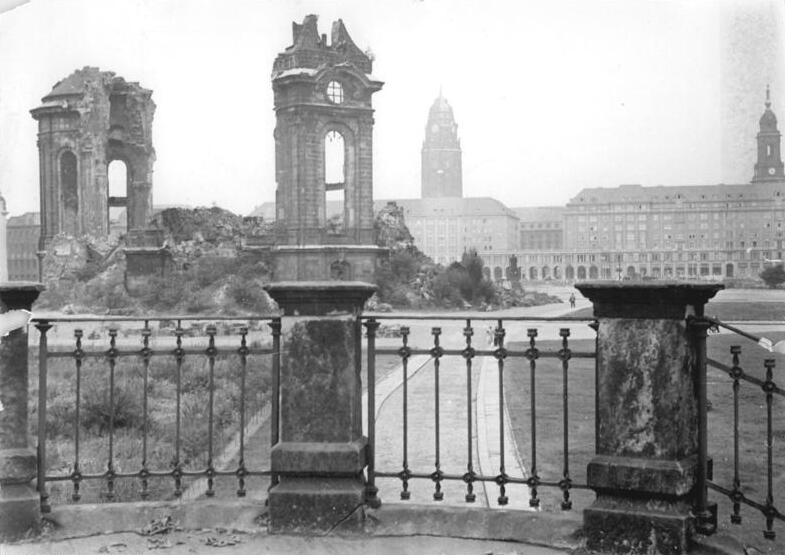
[[760, 264, 785, 288], [81, 378, 145, 434], [228, 278, 272, 313]]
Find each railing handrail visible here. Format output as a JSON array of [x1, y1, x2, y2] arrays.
[[362, 313, 595, 322], [30, 313, 282, 323]]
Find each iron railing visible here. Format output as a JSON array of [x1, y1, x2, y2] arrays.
[[33, 315, 280, 511], [692, 315, 785, 541], [362, 314, 598, 510]]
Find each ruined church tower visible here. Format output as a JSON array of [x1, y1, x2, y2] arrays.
[[30, 67, 156, 249], [271, 15, 385, 281]]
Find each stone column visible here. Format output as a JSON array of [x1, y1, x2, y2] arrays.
[[264, 281, 375, 533], [575, 281, 723, 555], [0, 283, 44, 540]]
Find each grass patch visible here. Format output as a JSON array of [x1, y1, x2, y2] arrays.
[[505, 333, 785, 552], [30, 325, 273, 505]]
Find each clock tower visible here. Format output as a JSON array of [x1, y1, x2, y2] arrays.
[[752, 86, 785, 183], [421, 93, 463, 198]]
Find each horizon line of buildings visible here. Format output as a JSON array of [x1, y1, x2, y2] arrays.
[[6, 89, 785, 284]]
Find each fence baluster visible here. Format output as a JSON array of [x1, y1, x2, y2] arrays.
[[463, 319, 476, 503], [173, 321, 184, 497], [692, 316, 714, 535], [106, 329, 117, 501], [730, 345, 742, 524], [400, 326, 411, 500], [35, 321, 52, 513], [432, 327, 444, 501], [763, 358, 776, 540], [72, 329, 83, 502], [140, 323, 151, 500], [364, 318, 381, 508], [495, 320, 508, 506], [559, 328, 572, 510], [237, 327, 248, 497], [527, 328, 540, 508], [206, 325, 217, 497], [270, 318, 281, 490]]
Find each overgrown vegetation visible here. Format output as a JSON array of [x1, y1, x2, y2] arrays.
[[760, 264, 785, 289], [30, 339, 273, 503], [373, 203, 559, 310], [36, 207, 275, 316], [36, 204, 559, 314]]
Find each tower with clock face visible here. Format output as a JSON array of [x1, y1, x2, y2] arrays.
[[421, 94, 463, 198], [270, 15, 384, 281], [752, 86, 785, 183]]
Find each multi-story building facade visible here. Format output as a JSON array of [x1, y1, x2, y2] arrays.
[[483, 91, 785, 282], [515, 207, 564, 250], [7, 212, 38, 281], [375, 197, 519, 265]]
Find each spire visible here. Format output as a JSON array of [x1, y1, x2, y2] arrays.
[[752, 86, 784, 182]]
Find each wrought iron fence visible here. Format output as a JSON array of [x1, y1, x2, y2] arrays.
[[362, 314, 598, 510], [692, 315, 785, 541], [32, 315, 280, 511]]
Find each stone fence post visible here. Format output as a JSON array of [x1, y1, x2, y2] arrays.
[[0, 283, 44, 540], [575, 281, 722, 555], [264, 281, 376, 533]]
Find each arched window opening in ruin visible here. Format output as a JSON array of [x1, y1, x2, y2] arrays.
[[60, 151, 78, 235], [325, 130, 345, 186], [325, 130, 345, 233], [108, 159, 128, 234]]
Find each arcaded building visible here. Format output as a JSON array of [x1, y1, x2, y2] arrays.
[[483, 91, 785, 282]]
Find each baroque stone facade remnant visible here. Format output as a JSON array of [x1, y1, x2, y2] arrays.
[[271, 15, 385, 282], [30, 67, 156, 248]]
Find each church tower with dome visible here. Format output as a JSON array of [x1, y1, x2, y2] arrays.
[[752, 86, 785, 183], [421, 93, 463, 198]]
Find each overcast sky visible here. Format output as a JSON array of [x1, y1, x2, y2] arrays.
[[0, 0, 783, 217]]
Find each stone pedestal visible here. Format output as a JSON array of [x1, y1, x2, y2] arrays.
[[575, 281, 722, 555], [273, 245, 386, 282], [0, 282, 43, 540], [264, 281, 375, 534], [124, 228, 172, 295]]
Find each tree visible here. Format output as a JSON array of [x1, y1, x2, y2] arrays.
[[760, 264, 785, 288]]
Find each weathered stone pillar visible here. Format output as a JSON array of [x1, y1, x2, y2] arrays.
[[264, 281, 375, 533], [575, 281, 723, 555], [0, 283, 44, 540]]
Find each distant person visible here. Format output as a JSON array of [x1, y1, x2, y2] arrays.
[[569, 293, 576, 309]]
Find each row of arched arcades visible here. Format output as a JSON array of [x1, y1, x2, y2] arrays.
[[485, 263, 739, 281]]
